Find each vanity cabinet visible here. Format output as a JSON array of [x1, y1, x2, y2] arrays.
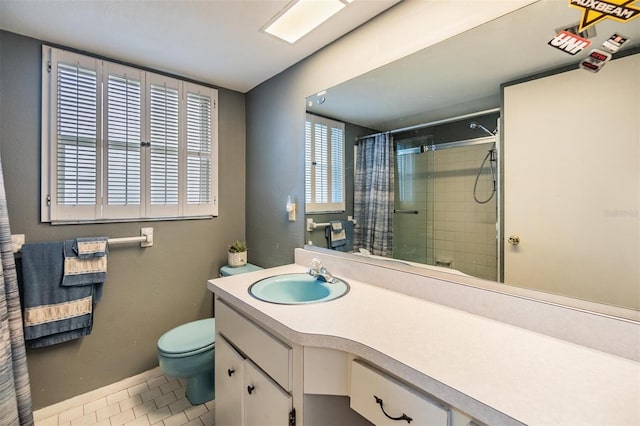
[[215, 298, 477, 426], [215, 300, 294, 426]]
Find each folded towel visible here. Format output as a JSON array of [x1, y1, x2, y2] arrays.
[[337, 220, 354, 252], [73, 237, 108, 259], [21, 241, 96, 348], [326, 220, 354, 252], [62, 240, 107, 295], [330, 221, 347, 244]]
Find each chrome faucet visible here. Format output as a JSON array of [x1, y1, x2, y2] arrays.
[[308, 258, 335, 283]]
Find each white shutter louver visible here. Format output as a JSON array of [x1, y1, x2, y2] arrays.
[[56, 62, 98, 206], [107, 73, 142, 206], [314, 123, 329, 203], [305, 121, 312, 204], [149, 83, 179, 206], [186, 91, 212, 205], [331, 126, 344, 204]]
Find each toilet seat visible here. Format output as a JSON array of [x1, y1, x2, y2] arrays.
[[158, 318, 215, 358]]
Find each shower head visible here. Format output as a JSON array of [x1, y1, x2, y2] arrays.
[[469, 122, 495, 137]]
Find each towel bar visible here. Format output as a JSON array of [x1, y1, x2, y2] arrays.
[[11, 227, 154, 253], [108, 227, 153, 248], [306, 218, 356, 232]]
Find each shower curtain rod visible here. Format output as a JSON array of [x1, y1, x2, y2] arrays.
[[355, 107, 500, 142]]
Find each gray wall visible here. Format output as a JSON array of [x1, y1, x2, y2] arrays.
[[0, 30, 246, 409], [245, 68, 307, 267], [245, 57, 381, 267]]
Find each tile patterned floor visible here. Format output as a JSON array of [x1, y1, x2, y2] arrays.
[[33, 367, 215, 426]]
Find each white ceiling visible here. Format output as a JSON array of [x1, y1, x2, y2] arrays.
[[306, 0, 640, 130], [0, 0, 400, 93]]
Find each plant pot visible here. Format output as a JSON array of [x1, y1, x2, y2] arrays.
[[228, 251, 247, 267]]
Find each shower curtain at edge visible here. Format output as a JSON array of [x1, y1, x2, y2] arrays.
[[0, 152, 34, 425], [353, 132, 394, 256]]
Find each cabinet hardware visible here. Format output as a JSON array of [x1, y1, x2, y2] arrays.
[[374, 395, 413, 423], [227, 368, 235, 377], [247, 385, 255, 395]]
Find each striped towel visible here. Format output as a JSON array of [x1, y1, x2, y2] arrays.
[[62, 240, 107, 301], [21, 241, 96, 348]]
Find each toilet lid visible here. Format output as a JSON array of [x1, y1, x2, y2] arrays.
[[158, 318, 215, 355]]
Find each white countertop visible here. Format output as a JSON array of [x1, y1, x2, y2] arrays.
[[208, 263, 640, 425]]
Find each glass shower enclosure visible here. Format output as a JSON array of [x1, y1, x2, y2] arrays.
[[393, 132, 498, 281]]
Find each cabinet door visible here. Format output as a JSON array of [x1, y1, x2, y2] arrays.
[[215, 336, 245, 426], [244, 359, 292, 426]]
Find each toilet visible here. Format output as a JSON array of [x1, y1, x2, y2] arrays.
[[157, 264, 262, 405], [157, 318, 215, 405]]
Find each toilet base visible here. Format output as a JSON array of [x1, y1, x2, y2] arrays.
[[186, 370, 215, 405]]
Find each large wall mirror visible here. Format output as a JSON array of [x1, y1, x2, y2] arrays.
[[304, 0, 639, 317]]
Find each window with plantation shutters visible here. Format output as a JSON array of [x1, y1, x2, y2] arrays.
[[305, 114, 345, 213], [41, 46, 218, 223]]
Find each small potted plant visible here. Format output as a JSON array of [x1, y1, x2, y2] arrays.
[[228, 240, 247, 267]]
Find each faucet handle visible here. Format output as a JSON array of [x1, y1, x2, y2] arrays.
[[310, 257, 322, 270]]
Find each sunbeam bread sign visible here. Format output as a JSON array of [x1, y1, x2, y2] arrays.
[[569, 0, 640, 31]]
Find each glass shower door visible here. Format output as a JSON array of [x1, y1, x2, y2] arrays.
[[393, 139, 498, 280], [393, 143, 434, 264]]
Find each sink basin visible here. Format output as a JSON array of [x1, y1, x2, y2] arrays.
[[249, 273, 350, 305]]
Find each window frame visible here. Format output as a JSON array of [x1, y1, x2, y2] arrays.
[[305, 113, 345, 214], [41, 46, 218, 224]]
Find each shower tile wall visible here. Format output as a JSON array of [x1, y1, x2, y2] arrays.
[[430, 144, 497, 280], [395, 143, 497, 281]]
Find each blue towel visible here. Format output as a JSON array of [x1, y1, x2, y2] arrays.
[[20, 241, 99, 348], [62, 240, 106, 301], [328, 220, 347, 248], [325, 220, 354, 252]]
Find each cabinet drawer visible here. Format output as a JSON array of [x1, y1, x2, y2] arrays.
[[350, 360, 450, 426], [216, 299, 292, 391]]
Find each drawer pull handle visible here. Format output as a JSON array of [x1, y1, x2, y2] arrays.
[[374, 395, 413, 423], [247, 385, 255, 395], [227, 368, 235, 377]]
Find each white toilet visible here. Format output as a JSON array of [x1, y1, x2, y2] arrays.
[[157, 318, 215, 405]]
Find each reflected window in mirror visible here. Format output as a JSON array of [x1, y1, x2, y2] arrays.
[[305, 114, 345, 213]]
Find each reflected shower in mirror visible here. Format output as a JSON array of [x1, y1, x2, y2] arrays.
[[392, 112, 499, 281], [304, 0, 640, 313]]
